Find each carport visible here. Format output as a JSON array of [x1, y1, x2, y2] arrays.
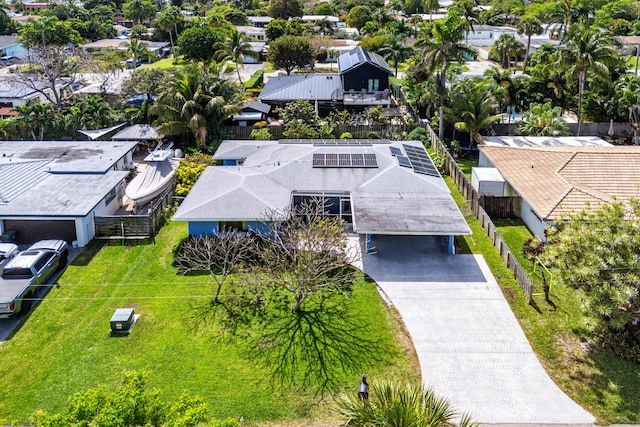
[[352, 192, 471, 254]]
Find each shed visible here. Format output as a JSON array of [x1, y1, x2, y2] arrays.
[[471, 167, 505, 197]]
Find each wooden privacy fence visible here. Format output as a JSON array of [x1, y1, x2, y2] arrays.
[[225, 123, 426, 140], [427, 124, 534, 302], [94, 179, 176, 242]]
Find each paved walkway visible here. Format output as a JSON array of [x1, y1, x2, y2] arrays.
[[360, 234, 595, 424]]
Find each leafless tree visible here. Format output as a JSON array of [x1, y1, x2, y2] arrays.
[[175, 229, 255, 306], [255, 198, 361, 313], [11, 45, 90, 109]]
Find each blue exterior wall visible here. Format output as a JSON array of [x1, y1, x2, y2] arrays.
[[2, 44, 25, 56], [187, 220, 272, 236], [188, 221, 219, 236]]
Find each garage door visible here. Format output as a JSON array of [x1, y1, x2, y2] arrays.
[[3, 220, 77, 245]]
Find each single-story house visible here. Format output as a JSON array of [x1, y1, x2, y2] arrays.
[[236, 25, 266, 42], [259, 46, 393, 114], [0, 36, 25, 58], [478, 144, 640, 240], [247, 16, 272, 28], [82, 39, 170, 58], [0, 78, 48, 108], [0, 140, 138, 246], [173, 139, 471, 254], [232, 101, 271, 126]]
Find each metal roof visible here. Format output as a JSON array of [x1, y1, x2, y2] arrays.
[[259, 74, 342, 101], [175, 140, 470, 236], [0, 171, 128, 217], [482, 136, 612, 148], [0, 140, 137, 173], [0, 159, 51, 204], [0, 78, 43, 99], [338, 47, 392, 76], [243, 101, 271, 114], [112, 124, 160, 141]]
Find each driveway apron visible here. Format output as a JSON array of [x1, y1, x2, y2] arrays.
[[361, 235, 595, 424]]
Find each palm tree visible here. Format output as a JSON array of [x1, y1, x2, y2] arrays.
[[516, 102, 571, 136], [414, 10, 474, 140], [492, 33, 525, 70], [334, 380, 475, 427], [124, 38, 150, 67], [0, 117, 16, 139], [555, 20, 617, 135], [380, 34, 413, 78], [316, 17, 335, 36], [423, 0, 440, 22], [444, 80, 502, 146], [151, 62, 241, 150], [155, 6, 184, 60], [484, 66, 520, 123], [215, 28, 258, 85], [453, 0, 479, 41], [14, 101, 54, 140], [517, 16, 542, 72], [68, 95, 116, 132]]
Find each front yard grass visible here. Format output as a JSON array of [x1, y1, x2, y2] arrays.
[[449, 182, 640, 424], [0, 222, 418, 425]]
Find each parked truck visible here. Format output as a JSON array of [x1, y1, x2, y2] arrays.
[[0, 240, 68, 318]]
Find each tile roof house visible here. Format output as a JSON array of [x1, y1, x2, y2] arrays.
[[258, 47, 393, 114], [0, 141, 138, 247], [479, 145, 640, 239], [173, 139, 471, 254]]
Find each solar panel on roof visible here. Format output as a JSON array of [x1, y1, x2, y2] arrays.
[[326, 153, 338, 166], [363, 153, 377, 167], [402, 144, 440, 177], [312, 153, 325, 167], [351, 153, 364, 166], [339, 153, 350, 166], [397, 156, 411, 168], [390, 147, 402, 157]]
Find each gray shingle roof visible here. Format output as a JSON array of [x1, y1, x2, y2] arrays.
[[259, 74, 342, 101], [175, 140, 470, 236], [338, 47, 392, 76]]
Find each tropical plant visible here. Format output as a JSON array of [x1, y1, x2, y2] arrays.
[[155, 6, 184, 60], [491, 33, 525, 69], [517, 16, 542, 71], [413, 10, 475, 140], [14, 101, 55, 140], [67, 95, 117, 133], [379, 34, 413, 78], [151, 62, 242, 150], [444, 79, 501, 146], [334, 380, 475, 427], [122, 0, 155, 24], [215, 28, 258, 84], [554, 20, 617, 135], [452, 0, 479, 41], [516, 102, 571, 136]]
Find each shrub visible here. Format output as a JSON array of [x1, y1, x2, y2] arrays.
[[340, 132, 353, 139], [427, 148, 446, 174], [175, 153, 216, 196], [244, 69, 264, 89], [521, 236, 545, 262], [367, 131, 380, 139], [408, 127, 429, 142], [250, 127, 272, 140]]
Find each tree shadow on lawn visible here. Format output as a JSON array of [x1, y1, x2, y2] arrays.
[[245, 301, 390, 395], [563, 340, 640, 423]]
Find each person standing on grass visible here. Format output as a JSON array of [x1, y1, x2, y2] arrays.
[[358, 374, 369, 400]]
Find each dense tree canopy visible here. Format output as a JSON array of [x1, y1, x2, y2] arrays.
[[267, 35, 314, 75]]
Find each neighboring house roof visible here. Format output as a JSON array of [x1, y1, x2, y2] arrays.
[[338, 46, 393, 76], [82, 39, 168, 51], [247, 16, 272, 24], [176, 139, 471, 236], [112, 124, 159, 141], [615, 36, 640, 45], [243, 101, 271, 114], [0, 140, 137, 217], [302, 15, 339, 22], [259, 74, 342, 101], [0, 36, 19, 50], [479, 146, 640, 220], [0, 78, 43, 99], [483, 136, 612, 148]]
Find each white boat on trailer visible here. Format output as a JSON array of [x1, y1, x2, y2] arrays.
[[125, 143, 179, 211]]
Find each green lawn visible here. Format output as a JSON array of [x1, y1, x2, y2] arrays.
[[450, 183, 640, 424], [143, 57, 182, 70], [454, 155, 478, 178], [0, 222, 418, 425]]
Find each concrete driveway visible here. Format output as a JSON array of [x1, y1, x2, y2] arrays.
[[361, 234, 595, 424]]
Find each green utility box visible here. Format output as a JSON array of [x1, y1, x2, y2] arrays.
[[110, 308, 135, 333]]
